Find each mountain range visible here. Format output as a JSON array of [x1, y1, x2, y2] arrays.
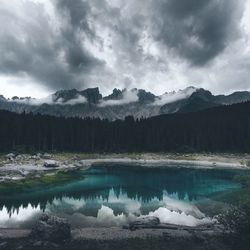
[[1, 86, 250, 120]]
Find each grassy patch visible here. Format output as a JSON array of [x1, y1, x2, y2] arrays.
[[0, 171, 81, 194]]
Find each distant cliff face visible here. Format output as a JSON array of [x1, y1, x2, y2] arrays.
[[1, 86, 250, 120]]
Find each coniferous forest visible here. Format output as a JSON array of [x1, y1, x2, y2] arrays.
[[0, 101, 250, 153]]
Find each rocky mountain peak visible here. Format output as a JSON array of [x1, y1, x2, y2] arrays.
[[80, 87, 102, 104], [1, 86, 250, 120], [53, 89, 79, 103], [0, 95, 6, 101], [104, 88, 123, 100], [137, 89, 155, 103], [189, 88, 213, 101]]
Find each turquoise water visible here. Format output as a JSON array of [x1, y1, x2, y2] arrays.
[[0, 166, 243, 228]]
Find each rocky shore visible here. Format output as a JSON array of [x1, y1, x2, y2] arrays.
[[0, 214, 227, 250], [0, 153, 89, 183], [0, 152, 247, 249], [1, 152, 249, 183]]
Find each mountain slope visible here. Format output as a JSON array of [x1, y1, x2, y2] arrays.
[[0, 87, 250, 120], [1, 101, 250, 153]]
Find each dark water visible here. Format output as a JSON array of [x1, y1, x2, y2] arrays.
[[0, 166, 243, 228]]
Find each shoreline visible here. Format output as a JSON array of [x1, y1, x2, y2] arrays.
[[0, 152, 249, 183], [0, 152, 245, 249], [0, 224, 223, 241], [81, 157, 249, 169]]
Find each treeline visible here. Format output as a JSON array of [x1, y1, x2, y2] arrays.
[[0, 102, 250, 153]]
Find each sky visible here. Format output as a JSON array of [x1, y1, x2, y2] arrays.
[[0, 0, 250, 98]]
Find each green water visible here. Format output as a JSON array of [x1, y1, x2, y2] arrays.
[[0, 166, 244, 228]]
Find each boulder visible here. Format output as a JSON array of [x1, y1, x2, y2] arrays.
[[18, 170, 30, 177], [42, 153, 52, 159], [5, 153, 15, 161], [74, 161, 84, 168], [30, 214, 71, 242], [0, 242, 8, 249], [126, 216, 160, 230], [31, 154, 41, 160], [15, 155, 23, 161], [43, 160, 60, 168]]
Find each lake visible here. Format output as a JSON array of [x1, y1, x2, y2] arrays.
[[0, 165, 244, 228]]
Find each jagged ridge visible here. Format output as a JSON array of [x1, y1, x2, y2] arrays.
[[0, 87, 250, 120]]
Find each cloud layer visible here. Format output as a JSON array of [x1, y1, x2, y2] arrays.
[[0, 0, 249, 97], [98, 89, 139, 107]]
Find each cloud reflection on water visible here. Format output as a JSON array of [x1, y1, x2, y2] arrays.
[[0, 189, 212, 228]]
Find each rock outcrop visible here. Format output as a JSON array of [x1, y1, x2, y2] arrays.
[[30, 214, 71, 242], [43, 160, 60, 168]]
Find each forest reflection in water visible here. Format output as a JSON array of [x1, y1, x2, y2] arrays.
[[0, 166, 243, 228]]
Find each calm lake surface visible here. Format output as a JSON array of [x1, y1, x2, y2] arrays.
[[0, 165, 244, 228]]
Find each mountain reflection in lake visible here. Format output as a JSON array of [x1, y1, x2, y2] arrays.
[[0, 166, 243, 228]]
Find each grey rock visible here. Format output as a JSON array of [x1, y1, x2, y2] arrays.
[[15, 155, 23, 161], [5, 153, 15, 158], [43, 160, 60, 168], [5, 153, 15, 161], [50, 242, 60, 248], [18, 170, 30, 177], [42, 153, 52, 159], [31, 155, 41, 160], [30, 214, 71, 242], [33, 241, 43, 247], [0, 242, 8, 249], [16, 246, 24, 250], [74, 161, 84, 168]]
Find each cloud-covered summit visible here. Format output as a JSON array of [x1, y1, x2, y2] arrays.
[[0, 0, 249, 98]]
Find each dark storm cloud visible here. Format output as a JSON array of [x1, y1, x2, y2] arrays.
[[56, 0, 91, 29], [0, 0, 247, 95], [151, 0, 244, 65], [0, 0, 104, 91]]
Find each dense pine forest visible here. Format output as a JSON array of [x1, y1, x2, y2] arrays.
[[0, 102, 250, 153]]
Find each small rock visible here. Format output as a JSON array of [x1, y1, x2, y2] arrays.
[[18, 170, 30, 177], [74, 162, 83, 168], [50, 242, 60, 248], [15, 155, 23, 161], [30, 214, 71, 242], [30, 155, 40, 160], [5, 153, 15, 159], [5, 153, 15, 161], [43, 160, 60, 168], [33, 241, 43, 247], [43, 153, 52, 159], [0, 242, 8, 249]]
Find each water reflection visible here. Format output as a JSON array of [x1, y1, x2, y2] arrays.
[[0, 166, 242, 228]]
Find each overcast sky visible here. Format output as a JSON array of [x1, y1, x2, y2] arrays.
[[0, 0, 250, 98]]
